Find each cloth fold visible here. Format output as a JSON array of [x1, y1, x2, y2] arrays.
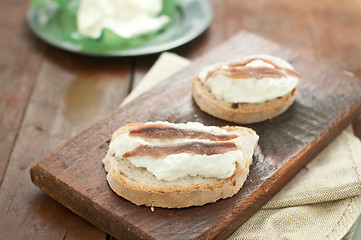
[[262, 129, 361, 209], [121, 52, 361, 240]]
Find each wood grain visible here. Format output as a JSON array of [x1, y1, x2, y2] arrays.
[[2, 0, 361, 239], [0, 0, 46, 182], [0, 45, 133, 240], [30, 31, 361, 240]]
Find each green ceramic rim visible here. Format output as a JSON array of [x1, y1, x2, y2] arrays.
[[27, 0, 213, 56]]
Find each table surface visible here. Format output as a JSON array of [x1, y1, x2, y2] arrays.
[[1, 0, 361, 239]]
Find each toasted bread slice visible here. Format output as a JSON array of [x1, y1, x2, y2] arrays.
[[103, 123, 258, 208], [192, 76, 298, 124], [192, 55, 299, 124]]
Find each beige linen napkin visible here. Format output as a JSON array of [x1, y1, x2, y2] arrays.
[[121, 52, 361, 240]]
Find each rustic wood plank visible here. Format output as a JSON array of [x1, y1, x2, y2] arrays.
[[303, 0, 361, 76], [170, 0, 316, 61], [237, 0, 316, 59], [300, 0, 361, 140], [0, 43, 133, 239], [181, 0, 361, 76], [172, 0, 231, 59], [30, 31, 361, 240], [0, 0, 47, 182]]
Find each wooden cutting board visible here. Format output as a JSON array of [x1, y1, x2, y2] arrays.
[[30, 31, 361, 240]]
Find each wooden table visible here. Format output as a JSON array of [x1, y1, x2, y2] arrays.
[[1, 0, 361, 239]]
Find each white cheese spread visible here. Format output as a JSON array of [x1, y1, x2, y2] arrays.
[[77, 0, 170, 38], [198, 54, 299, 103], [109, 122, 244, 181]]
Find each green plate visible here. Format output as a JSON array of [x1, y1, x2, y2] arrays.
[[27, 0, 213, 56]]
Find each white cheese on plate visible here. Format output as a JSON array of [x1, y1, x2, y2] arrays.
[[77, 0, 170, 38]]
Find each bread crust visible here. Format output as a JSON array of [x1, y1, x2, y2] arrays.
[[192, 76, 298, 124], [103, 123, 258, 208]]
